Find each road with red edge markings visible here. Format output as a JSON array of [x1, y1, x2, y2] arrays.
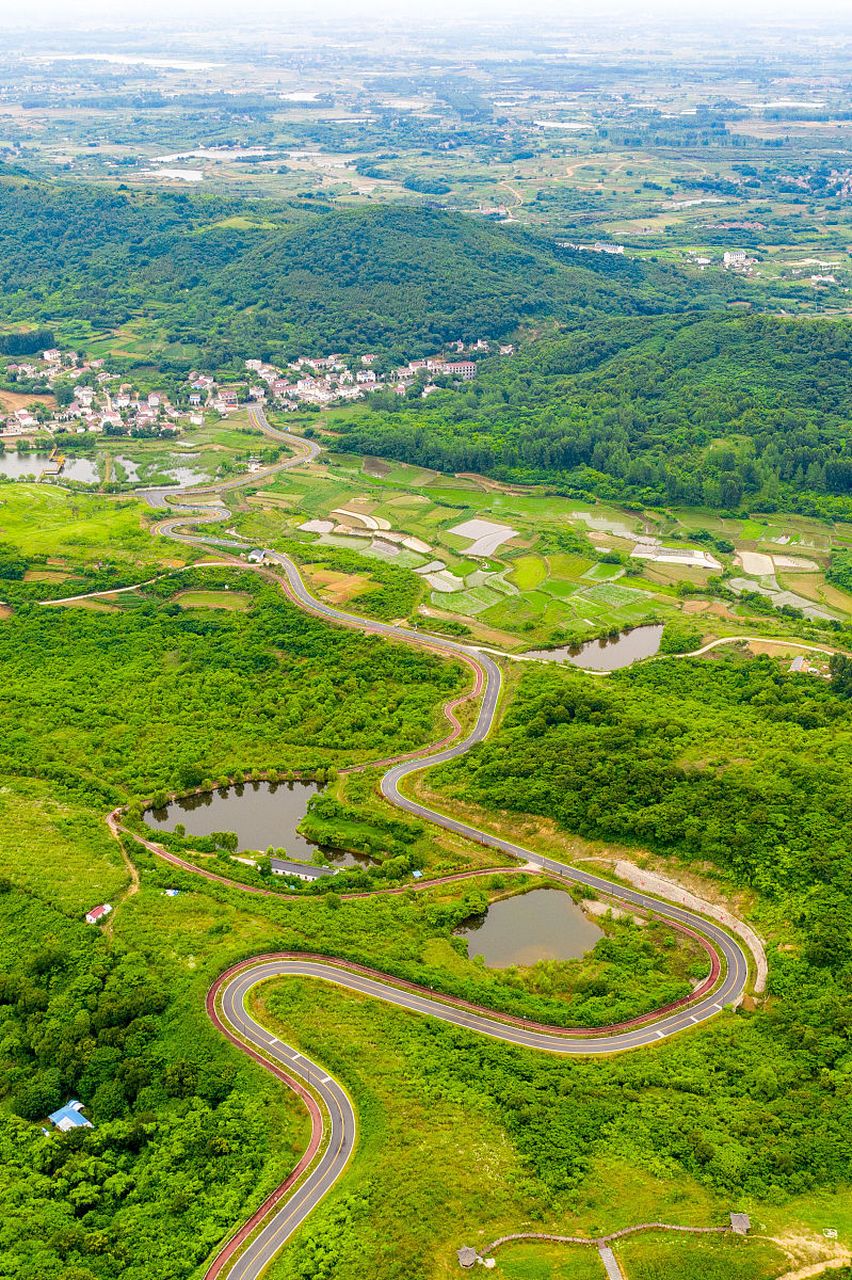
[[141, 414, 750, 1280]]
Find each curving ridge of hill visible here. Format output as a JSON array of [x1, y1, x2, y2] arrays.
[[0, 179, 725, 363], [208, 203, 723, 355]]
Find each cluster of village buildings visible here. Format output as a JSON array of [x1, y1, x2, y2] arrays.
[[2, 338, 514, 436], [1, 348, 205, 437], [241, 337, 514, 407]]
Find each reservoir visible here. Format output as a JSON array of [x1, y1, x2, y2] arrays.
[[457, 888, 603, 967], [145, 779, 372, 867], [523, 623, 663, 671]]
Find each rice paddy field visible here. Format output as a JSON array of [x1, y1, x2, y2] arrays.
[[3, 418, 849, 654], [226, 444, 852, 652]]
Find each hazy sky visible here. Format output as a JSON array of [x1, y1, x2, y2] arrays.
[[5, 0, 851, 27]]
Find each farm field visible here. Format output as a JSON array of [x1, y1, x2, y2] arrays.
[[226, 444, 852, 654], [174, 589, 252, 611]]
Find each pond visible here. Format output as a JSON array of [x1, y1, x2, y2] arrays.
[[0, 451, 55, 479], [61, 457, 100, 484], [456, 888, 603, 968], [0, 452, 101, 483], [522, 624, 663, 671], [145, 779, 372, 868], [114, 455, 141, 483], [162, 461, 210, 487]]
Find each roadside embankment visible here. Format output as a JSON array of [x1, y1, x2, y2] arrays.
[[614, 860, 767, 994]]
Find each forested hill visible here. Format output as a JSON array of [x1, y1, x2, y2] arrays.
[[332, 313, 852, 514], [0, 178, 723, 363], [208, 204, 715, 354]]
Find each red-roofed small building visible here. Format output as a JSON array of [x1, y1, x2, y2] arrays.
[[85, 904, 112, 925]]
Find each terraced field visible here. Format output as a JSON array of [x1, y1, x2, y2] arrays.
[[223, 443, 852, 652]]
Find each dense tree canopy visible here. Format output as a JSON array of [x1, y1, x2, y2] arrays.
[[0, 570, 462, 797], [0, 179, 724, 366], [331, 313, 852, 513]]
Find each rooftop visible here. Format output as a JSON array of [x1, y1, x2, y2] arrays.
[[48, 1101, 93, 1132], [270, 858, 338, 879]]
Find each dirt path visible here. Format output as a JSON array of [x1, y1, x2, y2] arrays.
[[773, 1255, 851, 1280], [104, 821, 140, 936], [500, 180, 524, 206]]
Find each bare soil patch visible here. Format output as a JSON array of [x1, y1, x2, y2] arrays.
[[303, 565, 373, 605], [683, 600, 736, 619], [0, 389, 57, 413], [23, 569, 70, 583]]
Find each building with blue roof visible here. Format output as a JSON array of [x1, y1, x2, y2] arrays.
[[48, 1100, 93, 1132]]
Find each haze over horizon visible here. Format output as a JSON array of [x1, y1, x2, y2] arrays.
[[4, 0, 852, 31]]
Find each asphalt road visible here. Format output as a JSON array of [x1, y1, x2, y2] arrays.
[[140, 405, 320, 510], [145, 427, 750, 1279], [201, 555, 747, 1280], [209, 961, 355, 1280], [259, 551, 749, 1038]]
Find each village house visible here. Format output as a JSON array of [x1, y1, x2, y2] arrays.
[[443, 361, 477, 380], [48, 1101, 93, 1133], [85, 903, 112, 925]]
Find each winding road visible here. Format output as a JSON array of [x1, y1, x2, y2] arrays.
[[130, 410, 752, 1279]]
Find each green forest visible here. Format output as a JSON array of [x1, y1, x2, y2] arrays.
[[330, 313, 852, 514], [435, 655, 852, 943], [0, 569, 463, 797], [0, 178, 724, 367]]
